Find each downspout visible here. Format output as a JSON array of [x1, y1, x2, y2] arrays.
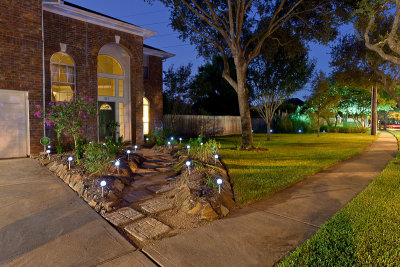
[[41, 2, 46, 143]]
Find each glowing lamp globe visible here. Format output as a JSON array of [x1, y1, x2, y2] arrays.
[[100, 180, 106, 187], [216, 178, 223, 185]]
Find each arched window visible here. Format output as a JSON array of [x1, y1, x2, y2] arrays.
[[143, 97, 150, 135], [97, 55, 123, 75], [50, 52, 75, 101]]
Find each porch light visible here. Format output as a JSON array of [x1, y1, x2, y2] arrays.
[[67, 156, 73, 170]]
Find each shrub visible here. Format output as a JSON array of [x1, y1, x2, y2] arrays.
[[327, 126, 367, 133], [82, 142, 113, 175], [188, 135, 221, 163], [149, 127, 175, 146]]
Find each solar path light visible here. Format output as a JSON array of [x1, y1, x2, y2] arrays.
[[187, 145, 190, 155], [216, 177, 223, 194], [167, 141, 171, 148], [126, 149, 131, 160], [46, 149, 51, 160], [214, 154, 219, 165], [134, 145, 138, 152], [186, 160, 191, 175], [67, 156, 73, 170], [179, 137, 182, 143], [115, 160, 120, 174], [100, 180, 107, 197]]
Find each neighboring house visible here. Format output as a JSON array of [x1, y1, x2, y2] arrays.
[[0, 0, 174, 158]]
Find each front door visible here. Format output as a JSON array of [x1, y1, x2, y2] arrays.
[[98, 101, 115, 141]]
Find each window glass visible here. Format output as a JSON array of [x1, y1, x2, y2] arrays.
[[50, 52, 75, 102], [97, 55, 123, 75], [143, 97, 149, 135], [119, 102, 124, 138], [98, 77, 115, 96], [118, 80, 124, 97], [52, 84, 74, 102]]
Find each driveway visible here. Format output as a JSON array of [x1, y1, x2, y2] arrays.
[[0, 158, 154, 266]]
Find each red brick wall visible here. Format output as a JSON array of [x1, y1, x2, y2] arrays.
[[0, 0, 44, 154], [144, 56, 163, 132], [43, 11, 145, 144]]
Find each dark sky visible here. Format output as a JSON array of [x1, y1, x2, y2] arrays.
[[66, 0, 354, 100]]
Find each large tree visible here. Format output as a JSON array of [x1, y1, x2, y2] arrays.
[[153, 0, 354, 148], [250, 41, 314, 141]]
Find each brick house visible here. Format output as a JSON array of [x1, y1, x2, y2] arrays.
[[0, 0, 173, 158]]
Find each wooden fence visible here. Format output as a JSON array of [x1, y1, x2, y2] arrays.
[[163, 114, 245, 137]]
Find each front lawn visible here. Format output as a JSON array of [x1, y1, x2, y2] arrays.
[[277, 131, 400, 266], [217, 133, 377, 204]]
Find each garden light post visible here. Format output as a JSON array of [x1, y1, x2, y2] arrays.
[[146, 137, 149, 143], [298, 129, 302, 133], [187, 145, 190, 155], [216, 177, 223, 194], [214, 154, 219, 165], [200, 142, 204, 161], [47, 145, 51, 149], [168, 141, 171, 148], [134, 145, 138, 153], [100, 180, 106, 197], [171, 137, 174, 141], [46, 149, 51, 160], [115, 160, 120, 174], [127, 149, 131, 160], [67, 156, 73, 170], [186, 160, 191, 175], [179, 137, 182, 143]]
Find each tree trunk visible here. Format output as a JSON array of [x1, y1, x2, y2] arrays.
[[236, 68, 253, 148], [267, 121, 271, 141], [371, 84, 378, 135]]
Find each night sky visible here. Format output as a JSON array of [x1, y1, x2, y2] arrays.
[[66, 0, 354, 100]]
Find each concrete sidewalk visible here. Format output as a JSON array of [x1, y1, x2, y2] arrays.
[[142, 132, 398, 266], [0, 158, 154, 267]]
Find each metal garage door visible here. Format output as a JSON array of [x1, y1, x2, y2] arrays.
[[0, 90, 29, 158]]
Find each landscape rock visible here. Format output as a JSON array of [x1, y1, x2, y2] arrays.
[[49, 163, 58, 172], [103, 201, 118, 212], [73, 180, 85, 196], [108, 191, 119, 201], [117, 207, 144, 221], [219, 191, 236, 210], [188, 202, 202, 215], [113, 179, 125, 192], [201, 203, 219, 221], [88, 200, 97, 208], [174, 185, 191, 208], [104, 211, 132, 226], [128, 160, 139, 173], [220, 205, 229, 217]]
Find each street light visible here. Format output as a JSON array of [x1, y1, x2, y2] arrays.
[[67, 156, 73, 170]]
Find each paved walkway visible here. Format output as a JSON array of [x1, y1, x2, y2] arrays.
[[0, 158, 155, 267], [142, 132, 398, 266]]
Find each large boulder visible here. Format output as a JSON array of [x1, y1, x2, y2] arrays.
[[201, 203, 219, 221]]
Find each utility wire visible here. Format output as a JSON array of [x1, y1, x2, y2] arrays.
[[117, 9, 166, 18]]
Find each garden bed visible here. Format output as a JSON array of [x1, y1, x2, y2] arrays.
[[37, 141, 236, 248]]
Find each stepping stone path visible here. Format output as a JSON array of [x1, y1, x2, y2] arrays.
[[103, 148, 179, 246]]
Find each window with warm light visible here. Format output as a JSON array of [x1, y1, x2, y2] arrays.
[[50, 52, 75, 101], [143, 97, 150, 135], [98, 77, 115, 96], [119, 102, 125, 138], [97, 55, 123, 76]]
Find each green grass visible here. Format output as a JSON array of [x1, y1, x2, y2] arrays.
[[217, 133, 377, 204], [277, 131, 400, 266]]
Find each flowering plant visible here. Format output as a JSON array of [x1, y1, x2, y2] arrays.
[[35, 94, 96, 160]]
